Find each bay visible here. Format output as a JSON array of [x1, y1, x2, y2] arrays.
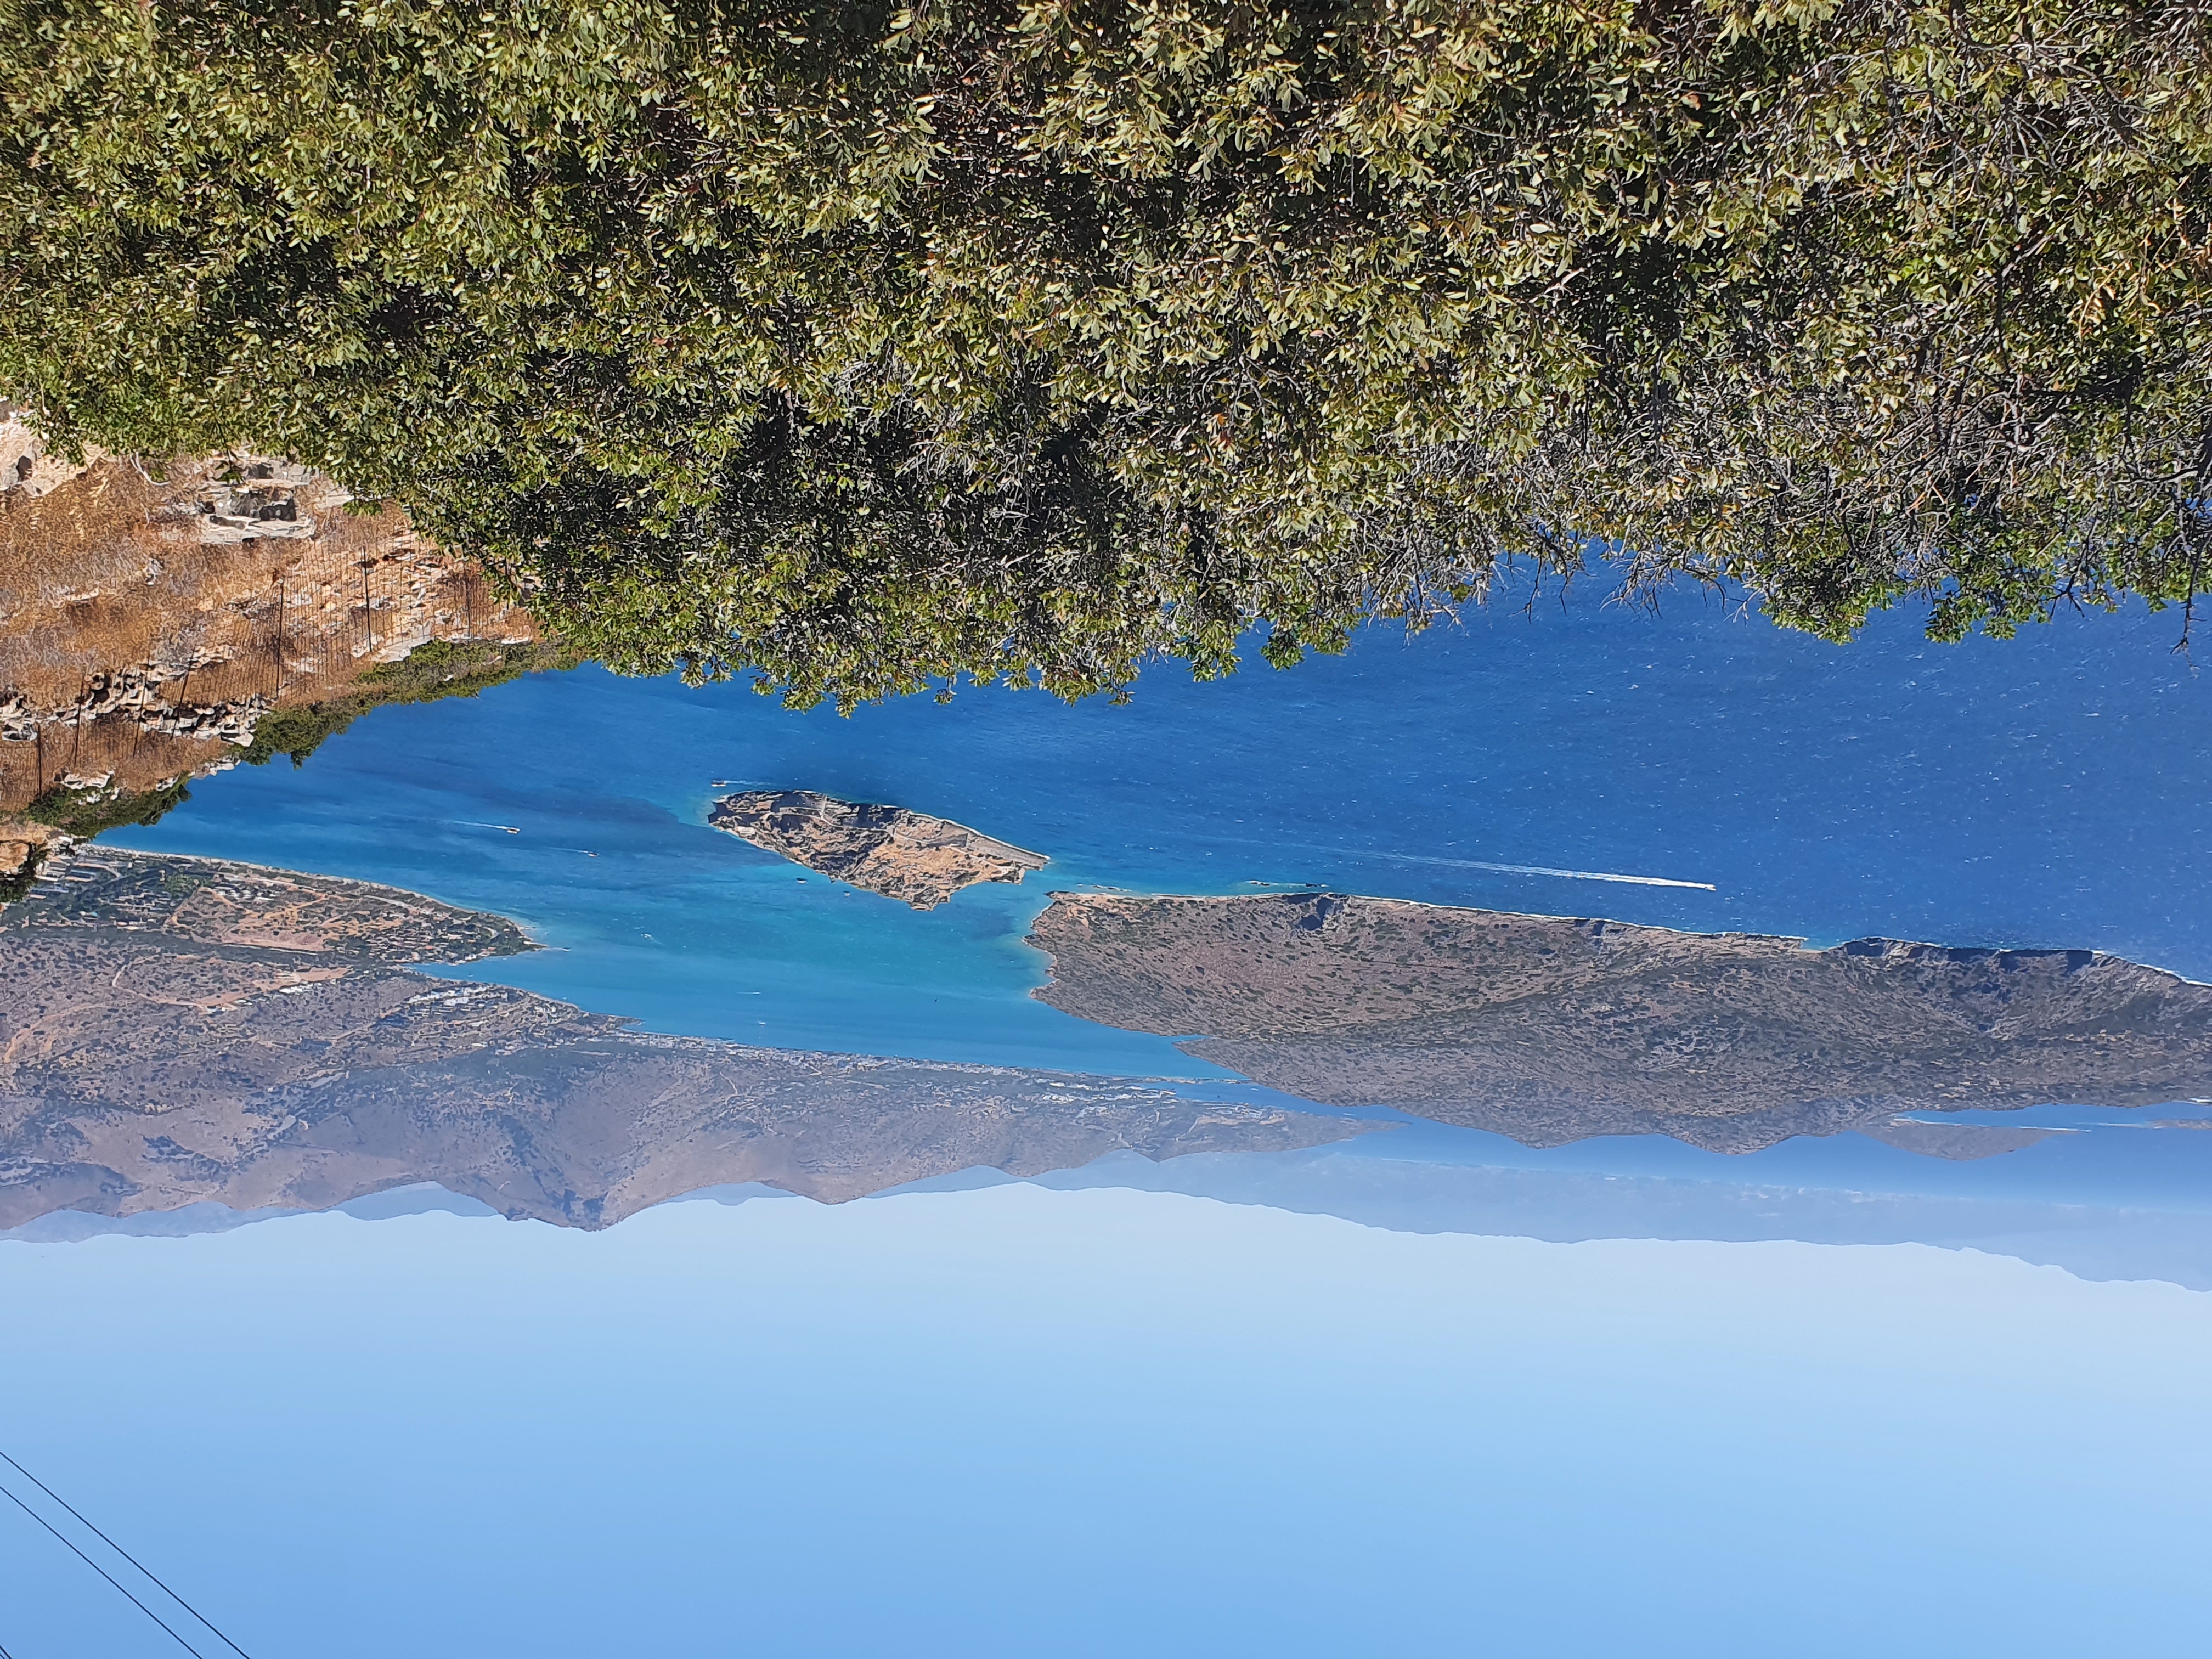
[[10, 584, 2212, 1654], [100, 583, 2212, 1075]]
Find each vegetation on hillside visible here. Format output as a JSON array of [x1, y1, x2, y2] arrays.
[[0, 853, 42, 905], [4, 0, 2207, 704], [240, 637, 582, 767], [24, 774, 193, 839]]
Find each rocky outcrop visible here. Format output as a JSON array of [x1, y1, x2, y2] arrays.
[[1028, 891, 2212, 1156], [190, 459, 325, 543], [710, 789, 1048, 909], [2, 662, 269, 747], [0, 407, 101, 501], [1, 420, 318, 534], [0, 853, 1368, 1230]]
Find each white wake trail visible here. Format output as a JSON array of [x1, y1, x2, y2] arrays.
[[1343, 849, 1717, 891]]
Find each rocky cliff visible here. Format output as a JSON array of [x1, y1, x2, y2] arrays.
[[710, 789, 1048, 909]]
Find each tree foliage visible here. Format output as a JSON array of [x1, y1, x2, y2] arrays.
[[4, 0, 2208, 704]]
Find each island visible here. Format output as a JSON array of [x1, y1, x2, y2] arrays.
[[1027, 891, 2212, 1155], [709, 788, 1048, 909], [0, 849, 1367, 1232]]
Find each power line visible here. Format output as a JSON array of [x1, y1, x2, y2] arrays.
[[0, 1450, 250, 1659], [0, 1478, 208, 1657]]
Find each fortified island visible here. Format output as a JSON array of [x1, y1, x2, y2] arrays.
[[709, 788, 1048, 909]]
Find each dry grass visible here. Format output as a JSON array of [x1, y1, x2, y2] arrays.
[[0, 722, 215, 815], [1, 462, 176, 696], [2, 457, 538, 814]]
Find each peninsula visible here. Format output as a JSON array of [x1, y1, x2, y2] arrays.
[[1, 849, 1365, 1232], [709, 789, 1047, 909], [1028, 891, 2212, 1155]]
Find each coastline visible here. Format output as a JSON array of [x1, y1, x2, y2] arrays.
[[0, 848, 1372, 1233]]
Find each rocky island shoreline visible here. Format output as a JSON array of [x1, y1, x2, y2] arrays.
[[709, 788, 1048, 909], [17, 815, 2205, 1201]]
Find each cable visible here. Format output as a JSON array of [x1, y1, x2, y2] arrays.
[[0, 1478, 208, 1659], [0, 1452, 251, 1659]]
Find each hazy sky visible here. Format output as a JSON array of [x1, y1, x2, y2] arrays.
[[7, 1182, 2209, 1657]]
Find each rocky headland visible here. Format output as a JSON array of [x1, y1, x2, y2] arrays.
[[710, 789, 1048, 909], [0, 850, 1367, 1232], [1026, 891, 2212, 1155]]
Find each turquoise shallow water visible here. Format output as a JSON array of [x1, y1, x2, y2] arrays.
[[108, 580, 2212, 1073]]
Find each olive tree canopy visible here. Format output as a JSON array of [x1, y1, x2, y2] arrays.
[[4, 0, 2208, 703]]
